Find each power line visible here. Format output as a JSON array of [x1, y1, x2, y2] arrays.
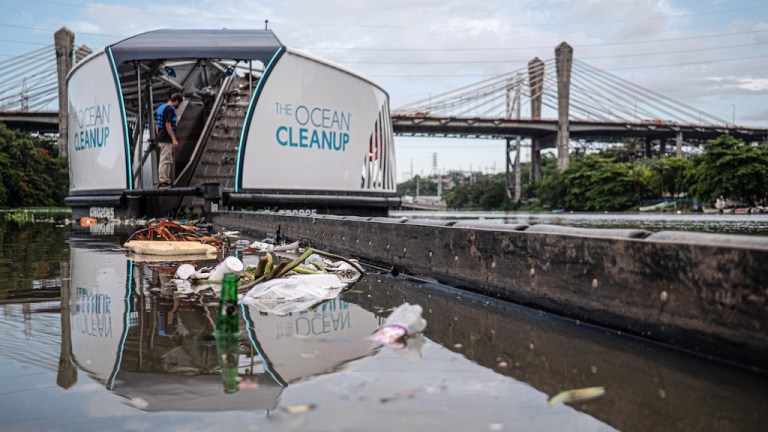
[[2, 35, 762, 65], [342, 59, 530, 65], [372, 73, 512, 78], [301, 29, 768, 52], [599, 53, 768, 71], [581, 42, 768, 60], [0, 38, 50, 46], [0, 22, 121, 38], [338, 41, 768, 65], [369, 52, 768, 78]]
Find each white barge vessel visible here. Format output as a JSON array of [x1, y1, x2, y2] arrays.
[[65, 29, 398, 218]]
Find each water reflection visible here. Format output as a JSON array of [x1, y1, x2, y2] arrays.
[[350, 276, 768, 431], [66, 237, 384, 411], [2, 223, 768, 430]]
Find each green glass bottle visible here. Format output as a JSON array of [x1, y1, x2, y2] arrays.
[[215, 272, 240, 393], [216, 272, 239, 334], [215, 331, 240, 394]]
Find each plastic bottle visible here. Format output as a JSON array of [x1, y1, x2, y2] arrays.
[[209, 256, 245, 281], [384, 303, 427, 334]]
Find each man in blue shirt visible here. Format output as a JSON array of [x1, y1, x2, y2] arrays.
[[156, 92, 184, 187]]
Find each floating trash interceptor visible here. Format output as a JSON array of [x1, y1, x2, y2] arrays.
[[65, 29, 398, 219]]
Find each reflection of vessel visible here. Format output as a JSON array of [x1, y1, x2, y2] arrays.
[[243, 301, 382, 384], [65, 239, 383, 411], [69, 239, 129, 386], [68, 239, 285, 410]]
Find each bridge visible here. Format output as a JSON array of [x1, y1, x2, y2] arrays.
[[391, 46, 767, 152], [391, 49, 768, 144], [2, 30, 767, 198], [391, 116, 758, 146], [0, 111, 58, 133], [390, 44, 768, 198], [0, 28, 91, 149]]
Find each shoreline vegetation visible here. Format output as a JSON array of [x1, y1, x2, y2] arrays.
[[1, 207, 72, 223], [396, 135, 768, 213], [0, 124, 68, 209]]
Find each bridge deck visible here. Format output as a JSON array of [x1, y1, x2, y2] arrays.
[[392, 114, 768, 143], [0, 111, 58, 133]]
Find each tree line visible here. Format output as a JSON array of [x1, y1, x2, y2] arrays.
[[0, 123, 69, 208], [397, 135, 768, 211]]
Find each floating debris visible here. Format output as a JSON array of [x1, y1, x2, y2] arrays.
[[282, 403, 316, 414], [156, 231, 367, 314], [124, 220, 231, 255], [247, 239, 304, 253], [126, 224, 365, 316], [124, 240, 218, 258], [547, 386, 606, 407], [127, 397, 149, 410], [384, 303, 427, 334], [174, 263, 198, 280], [379, 385, 433, 404], [368, 303, 427, 356], [369, 324, 408, 348], [242, 273, 349, 315], [208, 256, 245, 281]]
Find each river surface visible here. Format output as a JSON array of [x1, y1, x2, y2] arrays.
[[391, 210, 768, 236], [1, 218, 767, 431]]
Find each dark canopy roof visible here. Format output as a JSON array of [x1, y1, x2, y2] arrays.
[[108, 29, 283, 65]]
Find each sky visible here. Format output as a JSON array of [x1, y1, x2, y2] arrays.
[[1, 0, 767, 181]]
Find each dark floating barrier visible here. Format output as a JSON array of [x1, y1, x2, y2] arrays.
[[213, 211, 768, 370]]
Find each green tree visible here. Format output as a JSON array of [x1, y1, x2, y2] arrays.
[[643, 157, 693, 198], [562, 154, 637, 211], [533, 154, 565, 208], [536, 153, 636, 211], [444, 172, 512, 210], [396, 175, 437, 197], [0, 123, 69, 207], [687, 135, 768, 205]]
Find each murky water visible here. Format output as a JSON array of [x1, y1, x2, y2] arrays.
[[1, 220, 767, 431], [391, 211, 768, 236]]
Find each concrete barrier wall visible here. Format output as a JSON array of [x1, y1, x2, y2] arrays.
[[214, 211, 768, 369]]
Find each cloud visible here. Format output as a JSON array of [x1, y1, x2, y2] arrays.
[[52, 0, 768, 129], [68, 21, 103, 35], [706, 76, 768, 93], [737, 78, 768, 92]]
